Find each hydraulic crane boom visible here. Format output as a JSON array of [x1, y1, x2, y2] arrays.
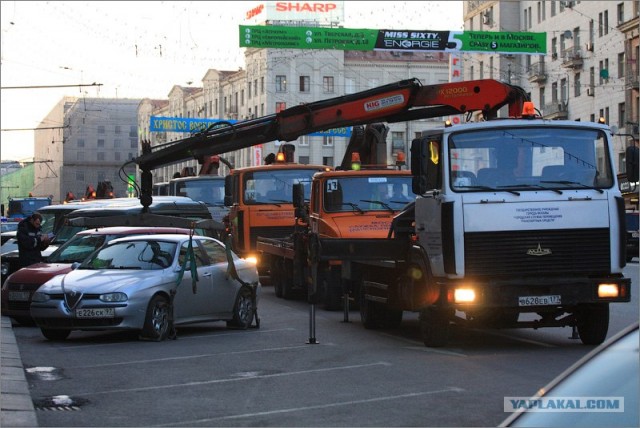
[[134, 78, 528, 209]]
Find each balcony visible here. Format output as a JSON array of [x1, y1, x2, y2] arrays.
[[543, 102, 568, 120], [527, 62, 547, 83], [561, 47, 583, 69]]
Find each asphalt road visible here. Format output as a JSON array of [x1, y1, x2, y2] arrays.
[[12, 261, 639, 427]]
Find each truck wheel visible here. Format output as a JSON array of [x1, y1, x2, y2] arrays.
[[576, 303, 609, 345], [41, 328, 70, 341], [271, 259, 284, 298], [322, 266, 342, 311], [281, 260, 294, 300], [419, 308, 450, 347], [360, 292, 383, 329]]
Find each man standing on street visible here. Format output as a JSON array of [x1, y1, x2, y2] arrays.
[[16, 213, 50, 268]]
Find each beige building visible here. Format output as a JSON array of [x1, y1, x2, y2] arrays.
[[463, 0, 639, 174], [34, 97, 141, 203]]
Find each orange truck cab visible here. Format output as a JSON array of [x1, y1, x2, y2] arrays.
[[224, 158, 330, 274]]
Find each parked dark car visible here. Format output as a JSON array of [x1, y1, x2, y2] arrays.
[[1, 226, 195, 325]]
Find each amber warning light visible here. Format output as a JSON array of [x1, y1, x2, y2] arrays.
[[521, 101, 536, 117]]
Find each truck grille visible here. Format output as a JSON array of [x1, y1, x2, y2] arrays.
[[464, 228, 610, 276]]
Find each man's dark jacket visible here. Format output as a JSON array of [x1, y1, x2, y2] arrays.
[[16, 217, 45, 268]]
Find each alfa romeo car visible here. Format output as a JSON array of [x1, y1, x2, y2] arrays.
[[30, 234, 260, 341]]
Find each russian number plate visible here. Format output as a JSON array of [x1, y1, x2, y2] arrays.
[[8, 291, 30, 301], [75, 308, 115, 318], [518, 295, 561, 306]]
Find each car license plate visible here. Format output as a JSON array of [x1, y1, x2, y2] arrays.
[[75, 308, 115, 318], [632, 230, 639, 238], [518, 295, 561, 306], [8, 291, 30, 301]]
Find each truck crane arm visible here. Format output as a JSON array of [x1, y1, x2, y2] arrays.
[[134, 78, 528, 209]]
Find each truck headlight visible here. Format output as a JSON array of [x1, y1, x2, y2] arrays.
[[598, 284, 619, 298], [454, 288, 476, 303]]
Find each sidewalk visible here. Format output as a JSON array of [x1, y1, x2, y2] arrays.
[[1, 316, 38, 427]]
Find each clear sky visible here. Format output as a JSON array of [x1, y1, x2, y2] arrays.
[[0, 1, 463, 162]]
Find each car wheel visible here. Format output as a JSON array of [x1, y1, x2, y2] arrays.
[[141, 295, 170, 341], [419, 307, 450, 347], [41, 328, 70, 341], [227, 287, 255, 329], [577, 303, 609, 345]]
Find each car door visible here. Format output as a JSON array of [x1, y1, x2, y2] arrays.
[[172, 238, 215, 320], [199, 238, 238, 315]]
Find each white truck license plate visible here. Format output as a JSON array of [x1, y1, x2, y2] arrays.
[[518, 295, 561, 306], [75, 308, 115, 318]]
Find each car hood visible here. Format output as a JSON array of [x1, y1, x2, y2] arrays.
[[6, 263, 73, 284], [39, 269, 169, 294]]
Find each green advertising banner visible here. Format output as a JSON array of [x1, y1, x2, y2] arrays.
[[239, 25, 546, 55]]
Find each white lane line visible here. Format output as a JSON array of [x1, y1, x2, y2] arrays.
[[470, 329, 557, 347], [76, 361, 392, 396], [72, 344, 315, 369], [156, 387, 466, 426], [59, 327, 296, 350]]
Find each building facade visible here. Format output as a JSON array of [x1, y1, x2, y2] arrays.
[[463, 0, 639, 174], [34, 97, 141, 203]]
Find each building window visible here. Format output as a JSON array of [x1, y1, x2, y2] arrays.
[[77, 152, 84, 161], [560, 78, 567, 102], [97, 139, 105, 148], [617, 3, 624, 24], [248, 82, 252, 99], [322, 156, 333, 166], [129, 126, 137, 137], [299, 75, 310, 92], [97, 152, 105, 161], [260, 77, 264, 94], [77, 138, 85, 148], [551, 1, 556, 16], [323, 136, 334, 146], [128, 153, 135, 161], [97, 125, 105, 134], [299, 136, 309, 146], [539, 87, 546, 106], [130, 139, 137, 149], [241, 89, 245, 106], [345, 78, 355, 94], [391, 131, 405, 155], [114, 139, 121, 148], [323, 76, 334, 93], [115, 125, 121, 134], [470, 65, 474, 80], [618, 103, 626, 128], [276, 102, 286, 113], [618, 52, 625, 78], [276, 75, 287, 92], [115, 152, 121, 161], [574, 73, 581, 97], [76, 171, 85, 182], [552, 82, 558, 103], [479, 61, 484, 79], [298, 156, 309, 165], [97, 172, 106, 182]]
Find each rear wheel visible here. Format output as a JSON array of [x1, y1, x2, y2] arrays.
[[41, 328, 70, 341], [227, 287, 255, 329], [576, 303, 609, 345], [141, 295, 170, 341]]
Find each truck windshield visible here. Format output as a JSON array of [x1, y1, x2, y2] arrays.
[[448, 126, 614, 192], [172, 178, 225, 207], [324, 176, 414, 212], [243, 169, 316, 205]]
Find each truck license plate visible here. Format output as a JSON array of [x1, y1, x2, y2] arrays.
[[8, 291, 30, 301], [518, 295, 561, 306], [75, 308, 115, 318]]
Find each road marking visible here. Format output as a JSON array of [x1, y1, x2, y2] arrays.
[[157, 387, 466, 426], [379, 332, 467, 357], [470, 329, 557, 347], [59, 327, 296, 350], [72, 343, 315, 369], [76, 361, 392, 396]]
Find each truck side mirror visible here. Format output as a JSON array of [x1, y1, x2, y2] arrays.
[[292, 183, 304, 209], [411, 137, 440, 194], [224, 175, 234, 207]]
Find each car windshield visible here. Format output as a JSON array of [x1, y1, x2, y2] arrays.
[[324, 176, 414, 212], [47, 234, 108, 263], [81, 240, 177, 270], [449, 126, 614, 192]]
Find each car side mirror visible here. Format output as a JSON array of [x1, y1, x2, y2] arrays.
[[71, 262, 81, 270]]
